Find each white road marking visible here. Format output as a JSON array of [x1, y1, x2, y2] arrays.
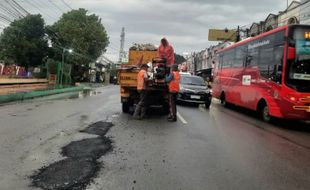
[[177, 112, 188, 124]]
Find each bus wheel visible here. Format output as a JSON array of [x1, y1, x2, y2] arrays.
[[220, 93, 229, 107], [259, 102, 272, 122], [122, 102, 129, 113]]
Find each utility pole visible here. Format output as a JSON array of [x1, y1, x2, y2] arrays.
[[287, 0, 289, 9], [119, 27, 126, 64], [236, 25, 241, 42]]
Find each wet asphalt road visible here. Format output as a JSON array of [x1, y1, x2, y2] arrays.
[[0, 85, 310, 190]]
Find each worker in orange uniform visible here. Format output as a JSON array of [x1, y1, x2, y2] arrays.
[[165, 64, 180, 122], [133, 64, 149, 120], [158, 38, 175, 67]]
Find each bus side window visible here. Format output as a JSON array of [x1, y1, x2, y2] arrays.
[[272, 45, 284, 83], [246, 55, 253, 66], [218, 54, 223, 70], [235, 45, 246, 67], [247, 45, 259, 66]]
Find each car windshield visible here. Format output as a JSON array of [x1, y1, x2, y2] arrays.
[[180, 76, 205, 86]]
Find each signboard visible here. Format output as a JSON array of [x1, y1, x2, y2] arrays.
[[296, 40, 310, 55], [121, 58, 129, 63], [242, 75, 251, 86], [208, 29, 237, 42]]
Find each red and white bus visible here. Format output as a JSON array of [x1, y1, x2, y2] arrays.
[[212, 25, 310, 122]]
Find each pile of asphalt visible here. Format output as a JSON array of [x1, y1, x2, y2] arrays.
[[31, 121, 114, 190], [31, 158, 99, 190], [79, 121, 114, 136], [61, 137, 112, 159]]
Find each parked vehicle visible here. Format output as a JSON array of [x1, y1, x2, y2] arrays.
[[212, 24, 310, 122], [178, 75, 212, 108]]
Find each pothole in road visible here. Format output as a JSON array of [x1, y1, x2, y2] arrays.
[[61, 137, 112, 159], [31, 120, 114, 190], [31, 157, 99, 190], [80, 121, 113, 136]]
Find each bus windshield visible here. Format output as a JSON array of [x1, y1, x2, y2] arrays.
[[286, 26, 310, 92]]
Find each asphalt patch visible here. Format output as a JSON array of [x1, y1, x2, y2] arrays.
[[80, 121, 113, 136], [31, 120, 114, 190], [31, 157, 99, 190], [61, 137, 112, 159]]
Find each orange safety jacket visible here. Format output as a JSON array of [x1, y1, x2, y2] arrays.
[[168, 71, 180, 93], [137, 70, 147, 90]]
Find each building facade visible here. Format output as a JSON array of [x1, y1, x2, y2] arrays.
[[249, 0, 310, 37]]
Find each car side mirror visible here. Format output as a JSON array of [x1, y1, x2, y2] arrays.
[[288, 47, 296, 60]]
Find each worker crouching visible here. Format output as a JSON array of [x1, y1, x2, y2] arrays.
[[166, 64, 180, 122]]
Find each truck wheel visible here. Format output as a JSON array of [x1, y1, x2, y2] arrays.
[[162, 102, 170, 115], [122, 102, 130, 113]]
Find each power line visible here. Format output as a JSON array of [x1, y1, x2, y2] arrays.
[[47, 0, 65, 13], [0, 14, 13, 23], [0, 6, 20, 20], [4, 0, 26, 18], [0, 1, 24, 19], [31, 0, 62, 18], [11, 0, 29, 15], [60, 0, 73, 10], [23, 0, 57, 20]]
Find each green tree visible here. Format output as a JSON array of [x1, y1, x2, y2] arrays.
[[0, 14, 47, 67], [47, 8, 109, 66]]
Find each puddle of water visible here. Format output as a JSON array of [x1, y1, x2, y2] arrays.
[[76, 90, 100, 99], [31, 157, 99, 190], [61, 137, 112, 159], [79, 121, 114, 136]]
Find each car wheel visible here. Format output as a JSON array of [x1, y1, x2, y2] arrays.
[[205, 98, 211, 109]]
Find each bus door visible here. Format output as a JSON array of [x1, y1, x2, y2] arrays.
[[231, 45, 248, 105]]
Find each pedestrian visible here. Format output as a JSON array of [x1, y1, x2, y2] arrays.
[[133, 64, 149, 120], [157, 38, 175, 67], [166, 64, 180, 122]]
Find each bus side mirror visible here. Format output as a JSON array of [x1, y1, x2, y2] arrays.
[[288, 47, 296, 60]]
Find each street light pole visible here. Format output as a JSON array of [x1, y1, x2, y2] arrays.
[[60, 48, 73, 88], [61, 48, 65, 88]]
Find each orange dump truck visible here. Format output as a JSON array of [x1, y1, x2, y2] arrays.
[[118, 44, 169, 114]]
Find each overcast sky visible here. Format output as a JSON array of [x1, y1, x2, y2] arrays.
[[2, 0, 291, 61]]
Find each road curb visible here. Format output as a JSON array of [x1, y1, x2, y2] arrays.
[[0, 86, 88, 104]]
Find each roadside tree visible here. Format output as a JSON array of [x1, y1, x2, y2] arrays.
[[47, 9, 109, 73], [0, 14, 48, 68]]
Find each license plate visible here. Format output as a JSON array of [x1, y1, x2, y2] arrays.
[[190, 95, 200, 99]]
